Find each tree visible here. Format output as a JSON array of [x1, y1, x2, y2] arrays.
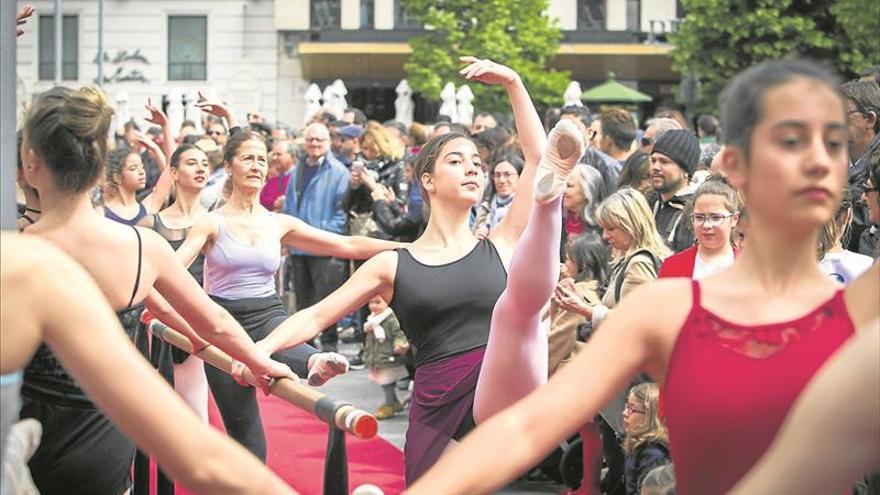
[[670, 0, 880, 112], [402, 0, 570, 114]]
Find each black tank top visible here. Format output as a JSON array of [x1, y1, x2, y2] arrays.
[[23, 226, 144, 407], [152, 213, 204, 286], [390, 239, 507, 367]]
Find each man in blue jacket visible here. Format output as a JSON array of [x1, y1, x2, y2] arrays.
[[282, 123, 350, 352]]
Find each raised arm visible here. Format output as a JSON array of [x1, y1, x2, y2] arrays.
[[260, 251, 397, 354], [3, 234, 296, 494], [405, 280, 690, 494], [459, 56, 546, 246], [144, 97, 175, 164], [278, 214, 403, 259], [134, 131, 173, 214]]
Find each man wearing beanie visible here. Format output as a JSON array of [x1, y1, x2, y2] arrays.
[[650, 129, 701, 252]]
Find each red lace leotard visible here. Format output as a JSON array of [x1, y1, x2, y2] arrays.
[[662, 280, 855, 494]]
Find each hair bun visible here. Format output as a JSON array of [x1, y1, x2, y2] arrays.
[[60, 86, 114, 141]]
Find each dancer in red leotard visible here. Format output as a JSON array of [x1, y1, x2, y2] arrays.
[[406, 59, 880, 495]]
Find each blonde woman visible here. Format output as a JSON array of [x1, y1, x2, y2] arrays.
[[556, 187, 671, 328], [622, 383, 670, 495], [348, 127, 408, 239]]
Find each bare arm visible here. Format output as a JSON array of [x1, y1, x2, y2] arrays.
[[260, 251, 397, 353], [144, 289, 210, 351], [730, 324, 880, 495], [278, 214, 403, 260], [134, 131, 173, 214], [144, 97, 175, 166], [405, 281, 690, 494], [175, 214, 217, 268], [459, 56, 546, 248], [4, 235, 296, 494]]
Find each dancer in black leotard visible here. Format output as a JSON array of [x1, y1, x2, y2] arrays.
[[20, 84, 295, 495]]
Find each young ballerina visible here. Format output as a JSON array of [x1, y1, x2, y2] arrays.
[[404, 59, 880, 494], [19, 85, 295, 494], [256, 56, 584, 483], [0, 232, 296, 495], [101, 101, 174, 225], [140, 144, 213, 420]]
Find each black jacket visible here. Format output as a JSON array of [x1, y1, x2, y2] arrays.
[[653, 186, 695, 253]]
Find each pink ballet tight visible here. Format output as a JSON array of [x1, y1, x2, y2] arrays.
[[473, 196, 562, 424]]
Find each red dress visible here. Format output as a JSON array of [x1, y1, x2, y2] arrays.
[[662, 280, 854, 494]]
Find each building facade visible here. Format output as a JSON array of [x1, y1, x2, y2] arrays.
[[15, 0, 278, 130], [15, 0, 681, 129]]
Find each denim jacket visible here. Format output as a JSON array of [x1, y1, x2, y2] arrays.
[[283, 153, 349, 255]]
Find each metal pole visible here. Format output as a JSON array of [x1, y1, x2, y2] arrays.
[[54, 0, 63, 85], [97, 0, 104, 86], [1, 0, 17, 231]]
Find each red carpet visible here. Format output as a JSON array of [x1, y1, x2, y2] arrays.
[[150, 394, 405, 495]]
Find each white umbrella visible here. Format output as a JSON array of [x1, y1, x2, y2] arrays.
[[303, 83, 323, 125], [455, 84, 474, 126], [438, 82, 458, 123], [564, 81, 584, 107], [165, 87, 185, 136], [184, 89, 204, 133], [330, 79, 348, 119], [394, 79, 414, 126]]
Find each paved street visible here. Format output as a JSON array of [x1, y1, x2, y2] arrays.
[[317, 342, 568, 494]]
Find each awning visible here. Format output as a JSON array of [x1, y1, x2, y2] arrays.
[[295, 42, 677, 82]]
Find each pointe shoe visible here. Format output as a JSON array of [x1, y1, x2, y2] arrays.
[[534, 119, 585, 204]]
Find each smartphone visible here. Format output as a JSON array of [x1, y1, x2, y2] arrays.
[[352, 160, 365, 173]]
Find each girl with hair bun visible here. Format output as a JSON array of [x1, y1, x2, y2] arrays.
[[18, 85, 295, 494], [658, 173, 740, 279], [408, 59, 879, 495]]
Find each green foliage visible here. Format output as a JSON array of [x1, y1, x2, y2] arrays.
[[402, 0, 570, 113], [669, 0, 880, 112]]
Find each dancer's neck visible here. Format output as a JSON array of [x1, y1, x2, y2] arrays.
[[227, 187, 260, 214], [170, 186, 205, 219], [107, 187, 138, 208], [37, 188, 99, 227], [421, 205, 476, 249], [734, 218, 825, 291]]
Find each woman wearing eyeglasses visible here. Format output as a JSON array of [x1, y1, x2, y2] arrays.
[[658, 174, 740, 280], [473, 153, 524, 237]]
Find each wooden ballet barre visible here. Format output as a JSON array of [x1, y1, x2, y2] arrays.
[[145, 318, 379, 440]]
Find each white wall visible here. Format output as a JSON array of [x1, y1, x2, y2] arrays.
[[15, 0, 279, 130]]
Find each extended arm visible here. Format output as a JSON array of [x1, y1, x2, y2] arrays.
[[136, 131, 173, 214], [260, 251, 396, 353], [405, 281, 688, 494], [144, 289, 210, 351], [278, 214, 402, 259]]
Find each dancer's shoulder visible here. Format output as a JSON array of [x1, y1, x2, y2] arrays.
[[845, 261, 879, 333]]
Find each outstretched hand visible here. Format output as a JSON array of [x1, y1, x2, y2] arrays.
[[459, 56, 520, 88], [195, 90, 232, 119], [16, 5, 35, 37], [144, 97, 168, 127]]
